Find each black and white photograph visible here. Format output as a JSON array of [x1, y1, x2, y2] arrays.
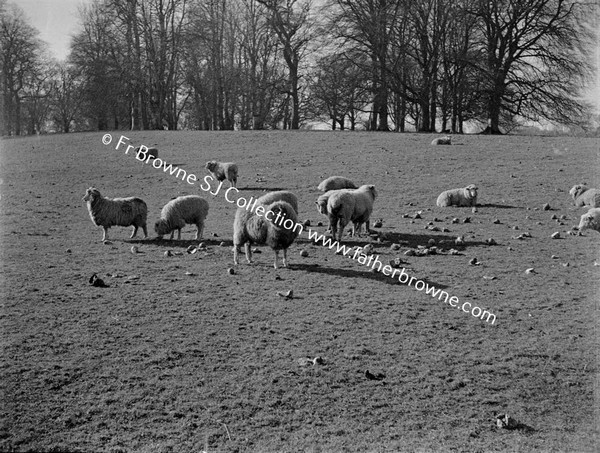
[[1, 0, 599, 451]]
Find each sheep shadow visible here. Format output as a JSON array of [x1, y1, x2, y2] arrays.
[[477, 203, 520, 209], [129, 237, 230, 248], [363, 231, 489, 249], [237, 186, 287, 192], [291, 263, 449, 289]]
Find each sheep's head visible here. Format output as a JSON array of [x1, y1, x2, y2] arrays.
[[205, 161, 217, 172], [315, 199, 327, 215], [368, 185, 378, 200], [83, 187, 100, 202], [154, 219, 170, 237], [569, 184, 586, 200], [578, 211, 599, 232], [465, 184, 478, 199]]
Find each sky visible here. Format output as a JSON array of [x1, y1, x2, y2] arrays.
[[17, 0, 90, 61], [14, 0, 600, 114]]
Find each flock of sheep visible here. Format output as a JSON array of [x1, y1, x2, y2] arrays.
[[83, 154, 600, 269]]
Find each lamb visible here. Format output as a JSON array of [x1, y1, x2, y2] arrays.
[[578, 208, 600, 233], [257, 190, 299, 214], [317, 176, 358, 192], [431, 135, 452, 145], [326, 185, 378, 241], [436, 184, 478, 207], [83, 187, 148, 242], [233, 200, 300, 269], [569, 184, 600, 208], [205, 161, 238, 188], [154, 195, 209, 240]]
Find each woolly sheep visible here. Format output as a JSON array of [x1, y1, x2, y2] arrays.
[[569, 184, 600, 208], [436, 184, 478, 207], [83, 187, 148, 242], [155, 195, 209, 240], [327, 185, 378, 241], [205, 161, 238, 188], [578, 208, 600, 233], [257, 190, 299, 214], [317, 176, 358, 192], [233, 200, 300, 269], [431, 135, 452, 145]]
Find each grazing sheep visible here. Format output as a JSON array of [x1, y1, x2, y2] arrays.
[[257, 190, 299, 214], [233, 200, 300, 269], [569, 184, 600, 208], [155, 195, 209, 240], [205, 161, 238, 188], [431, 135, 452, 145], [436, 184, 478, 207], [327, 185, 378, 241], [83, 187, 148, 242], [317, 176, 358, 192], [578, 208, 600, 233]]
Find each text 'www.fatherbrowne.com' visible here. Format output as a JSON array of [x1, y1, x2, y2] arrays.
[[306, 229, 497, 325]]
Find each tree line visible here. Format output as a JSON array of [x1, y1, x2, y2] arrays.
[[1, 0, 596, 136]]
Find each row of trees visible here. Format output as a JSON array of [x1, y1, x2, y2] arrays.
[[1, 0, 596, 135]]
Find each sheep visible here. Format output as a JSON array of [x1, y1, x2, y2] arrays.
[[317, 176, 358, 192], [431, 135, 452, 145], [205, 161, 238, 188], [83, 187, 148, 242], [154, 195, 209, 240], [326, 185, 378, 242], [436, 184, 478, 207], [578, 208, 600, 233], [233, 200, 300, 269], [257, 190, 299, 215], [569, 184, 600, 208]]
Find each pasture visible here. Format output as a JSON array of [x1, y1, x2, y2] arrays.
[[1, 130, 598, 452]]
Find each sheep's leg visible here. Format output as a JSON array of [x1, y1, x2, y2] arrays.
[[282, 249, 288, 268], [130, 226, 138, 238], [169, 230, 175, 240], [142, 225, 148, 238], [102, 227, 109, 242], [244, 243, 253, 263], [195, 223, 203, 240], [365, 219, 371, 235], [274, 250, 280, 269], [233, 245, 240, 265], [176, 229, 182, 240], [338, 219, 348, 242]]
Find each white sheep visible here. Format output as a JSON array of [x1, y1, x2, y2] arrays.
[[83, 187, 148, 242], [578, 208, 600, 233], [569, 184, 600, 208], [317, 176, 358, 192], [431, 136, 452, 145], [155, 195, 209, 240], [257, 190, 299, 214], [436, 184, 478, 207], [205, 161, 238, 188], [233, 200, 300, 269], [327, 185, 378, 241]]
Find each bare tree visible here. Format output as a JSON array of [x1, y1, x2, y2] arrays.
[[256, 0, 314, 129], [472, 0, 595, 134], [0, 2, 43, 135], [328, 0, 402, 131]]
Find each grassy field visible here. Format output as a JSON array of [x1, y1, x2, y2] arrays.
[[1, 130, 599, 452]]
